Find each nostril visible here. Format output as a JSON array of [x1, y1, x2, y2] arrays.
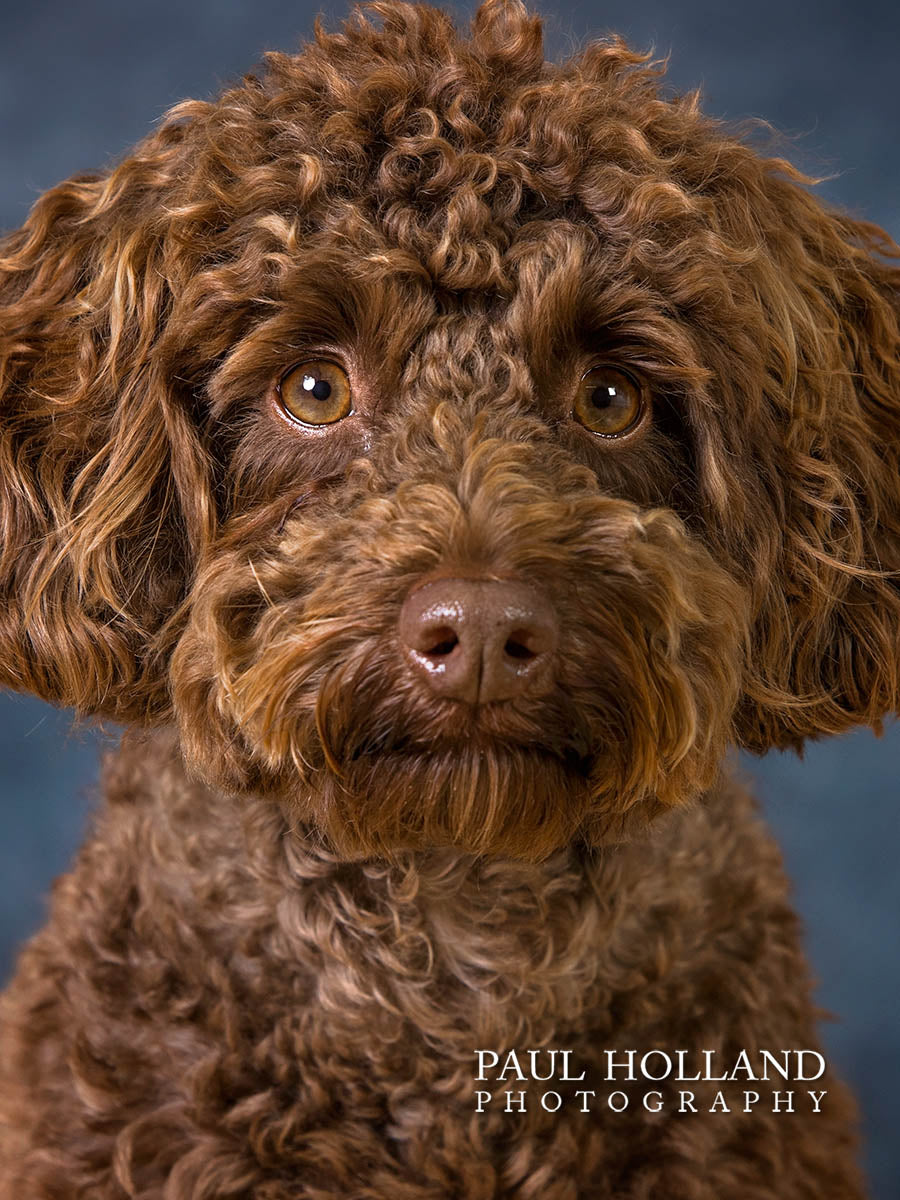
[[421, 625, 460, 658], [504, 633, 538, 661]]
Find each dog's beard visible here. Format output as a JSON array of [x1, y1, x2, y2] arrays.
[[188, 568, 744, 860], [313, 741, 592, 860], [283, 655, 598, 859]]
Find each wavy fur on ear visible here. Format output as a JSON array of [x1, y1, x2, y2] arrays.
[[729, 186, 900, 749], [0, 120, 216, 718]]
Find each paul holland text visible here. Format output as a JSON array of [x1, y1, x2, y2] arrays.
[[473, 1049, 830, 1114]]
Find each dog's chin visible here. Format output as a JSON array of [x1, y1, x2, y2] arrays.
[[288, 739, 627, 862]]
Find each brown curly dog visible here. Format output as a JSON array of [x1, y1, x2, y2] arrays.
[[1, 1, 897, 1196]]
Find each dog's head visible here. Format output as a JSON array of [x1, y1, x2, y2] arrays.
[[2, 0, 898, 859]]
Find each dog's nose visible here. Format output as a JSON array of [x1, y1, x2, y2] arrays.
[[398, 578, 558, 704]]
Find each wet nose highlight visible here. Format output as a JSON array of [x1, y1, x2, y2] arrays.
[[398, 578, 558, 704]]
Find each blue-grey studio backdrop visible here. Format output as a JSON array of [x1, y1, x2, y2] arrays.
[[1, 0, 898, 1194]]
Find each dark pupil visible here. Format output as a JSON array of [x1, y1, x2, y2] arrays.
[[591, 384, 620, 409], [304, 374, 332, 402]]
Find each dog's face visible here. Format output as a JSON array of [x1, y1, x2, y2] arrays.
[[1, 0, 898, 860]]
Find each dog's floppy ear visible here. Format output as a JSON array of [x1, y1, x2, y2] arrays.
[[734, 168, 900, 751], [0, 123, 214, 721]]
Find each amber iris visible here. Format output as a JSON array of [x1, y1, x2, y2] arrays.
[[574, 366, 644, 436], [278, 360, 353, 425]]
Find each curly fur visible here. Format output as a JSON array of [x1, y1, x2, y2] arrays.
[[0, 0, 897, 1195]]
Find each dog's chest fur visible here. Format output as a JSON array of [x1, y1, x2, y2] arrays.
[[93, 730, 774, 1047], [1, 726, 842, 1196]]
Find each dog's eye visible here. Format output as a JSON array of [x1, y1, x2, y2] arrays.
[[277, 360, 353, 426], [574, 366, 645, 437]]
